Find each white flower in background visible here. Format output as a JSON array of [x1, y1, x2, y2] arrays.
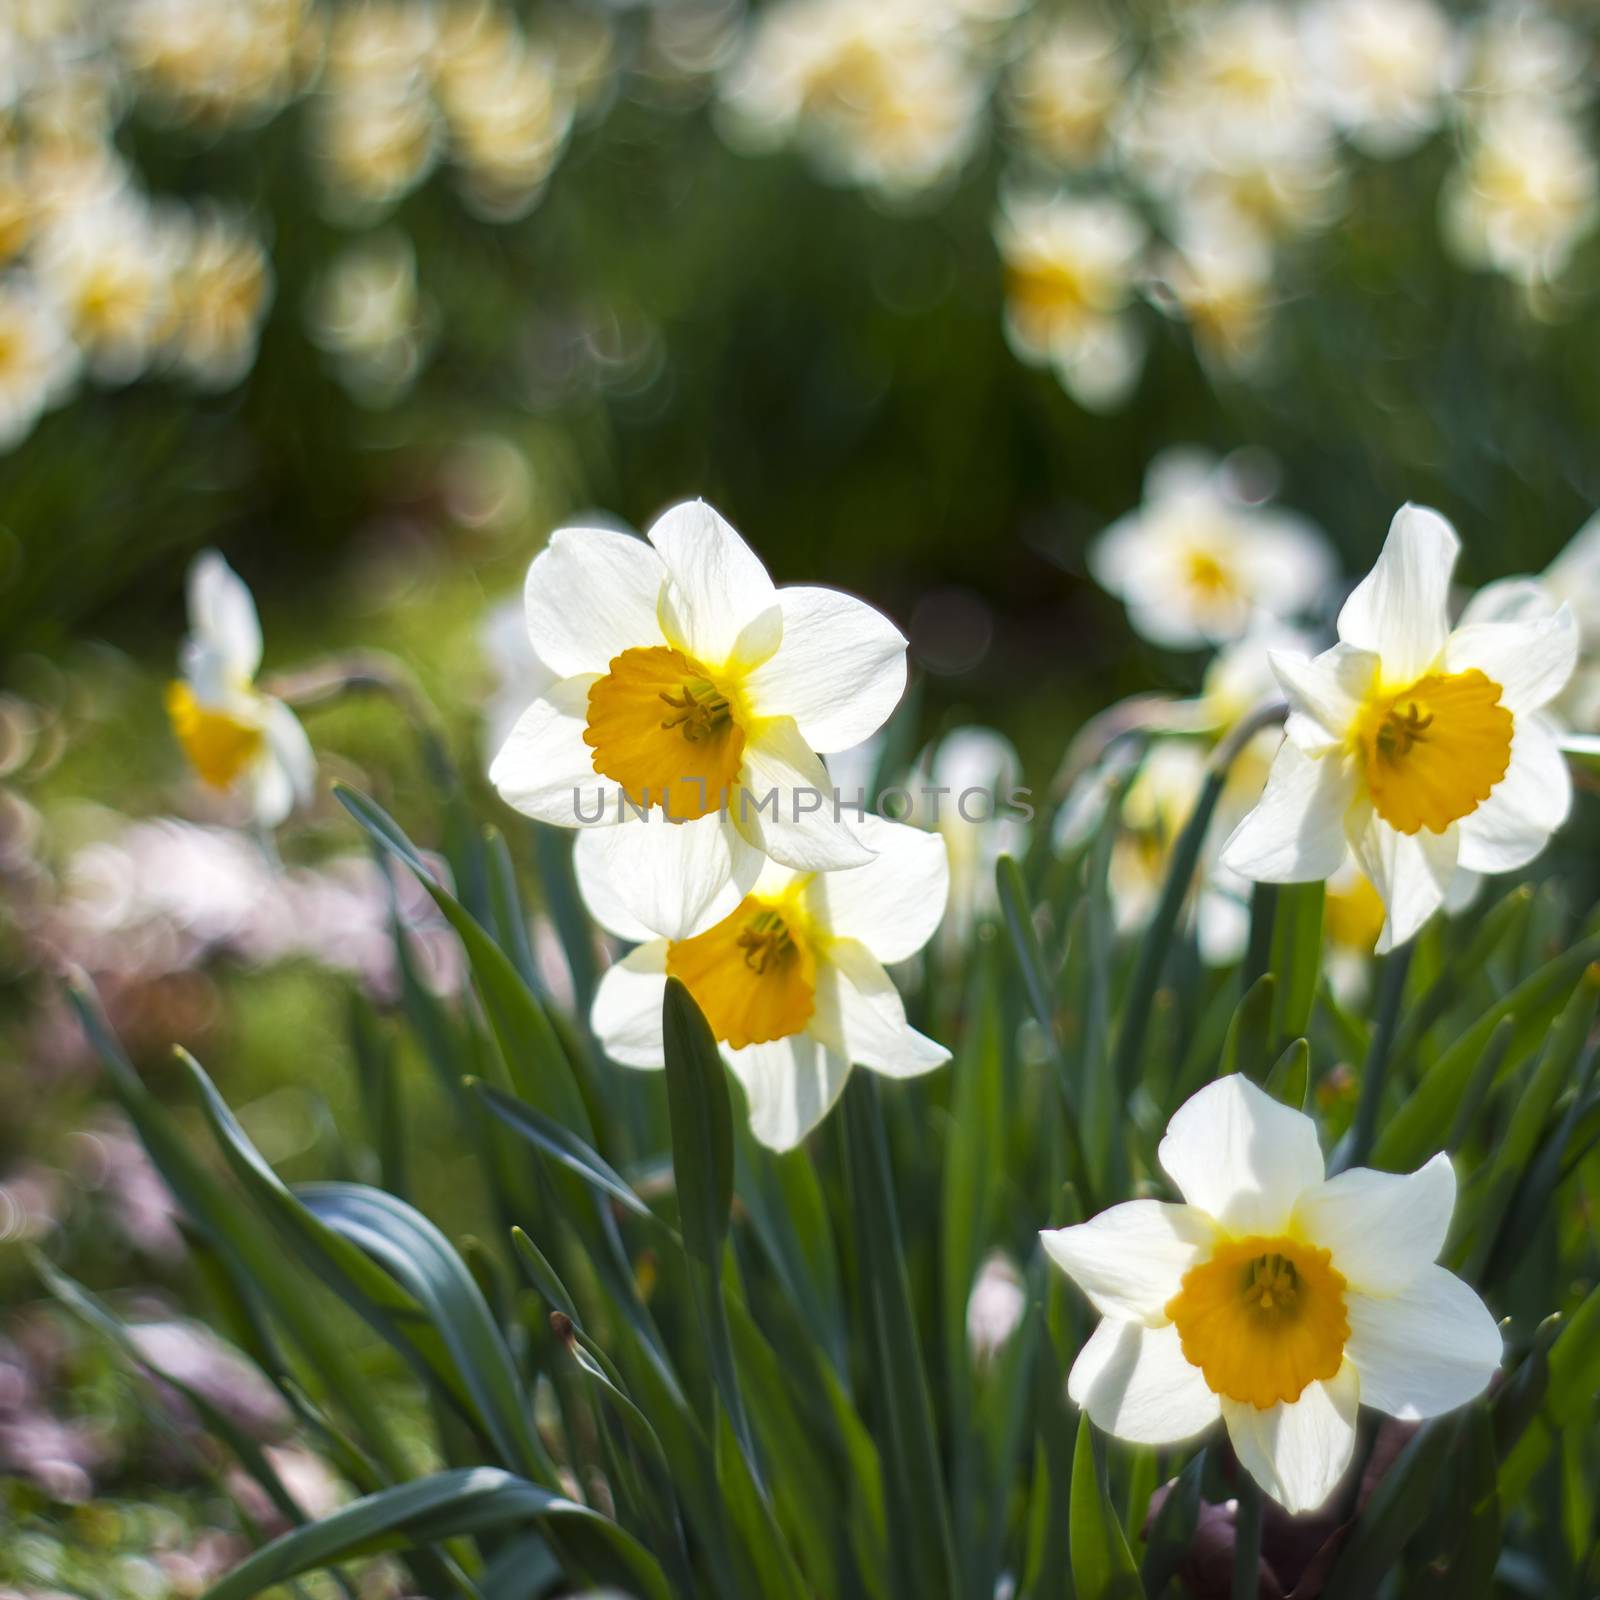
[[1044, 1074, 1501, 1514], [1107, 740, 1251, 967], [490, 502, 909, 940], [1303, 0, 1454, 158], [0, 274, 78, 449], [1456, 512, 1600, 734], [719, 0, 984, 201], [1222, 505, 1578, 950], [478, 591, 554, 763], [967, 1251, 1026, 1364], [909, 726, 1029, 950], [1005, 17, 1129, 169], [163, 206, 274, 389], [1090, 450, 1335, 650], [34, 195, 174, 383], [582, 815, 949, 1151], [1169, 2, 1312, 144], [307, 231, 434, 404], [996, 191, 1147, 412], [1151, 207, 1278, 373], [1455, 5, 1591, 120], [165, 551, 315, 828], [1442, 105, 1599, 287], [314, 75, 441, 216], [435, 35, 572, 222]]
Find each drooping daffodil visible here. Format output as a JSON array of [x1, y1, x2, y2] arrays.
[[1043, 1074, 1501, 1515], [1221, 504, 1577, 950], [581, 815, 950, 1151], [166, 551, 315, 828], [490, 501, 909, 940]]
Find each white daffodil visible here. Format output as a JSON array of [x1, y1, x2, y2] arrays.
[[1043, 1074, 1501, 1514], [996, 191, 1147, 412], [1302, 0, 1454, 158], [0, 273, 78, 450], [1090, 450, 1335, 650], [166, 551, 315, 828], [1005, 17, 1129, 169], [1441, 104, 1599, 288], [1462, 511, 1600, 733], [1151, 207, 1278, 375], [489, 501, 909, 940], [582, 815, 950, 1151], [1222, 505, 1578, 950]]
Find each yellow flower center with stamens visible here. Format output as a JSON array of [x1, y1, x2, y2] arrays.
[[585, 645, 746, 823], [1184, 545, 1240, 602], [1352, 668, 1512, 836], [665, 894, 817, 1050], [1006, 256, 1099, 336], [165, 681, 265, 789], [1166, 1235, 1349, 1409]]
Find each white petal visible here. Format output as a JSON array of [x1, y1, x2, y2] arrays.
[[573, 828, 661, 944], [1292, 1152, 1456, 1295], [811, 939, 949, 1078], [1041, 1201, 1215, 1324], [258, 698, 315, 817], [489, 677, 607, 827], [523, 527, 666, 678], [741, 585, 908, 752], [1456, 715, 1572, 875], [734, 718, 875, 872], [579, 812, 761, 943], [1338, 504, 1459, 683], [1444, 606, 1578, 713], [1272, 644, 1377, 750], [1348, 812, 1456, 953], [1158, 1074, 1324, 1235], [1545, 511, 1600, 630], [801, 816, 948, 963], [188, 551, 262, 682], [724, 1034, 851, 1151], [648, 500, 781, 671], [1345, 1265, 1502, 1420], [1457, 576, 1558, 628], [590, 944, 669, 1069], [1220, 742, 1358, 884], [1222, 1361, 1359, 1515], [1067, 1320, 1221, 1446]]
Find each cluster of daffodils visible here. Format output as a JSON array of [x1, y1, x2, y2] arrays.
[[995, 0, 1600, 406], [1078, 452, 1588, 964], [1045, 1075, 1502, 1513], [489, 502, 953, 1150], [739, 0, 1598, 409], [0, 0, 611, 450]]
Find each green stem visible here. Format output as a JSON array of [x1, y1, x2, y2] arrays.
[[1341, 941, 1415, 1171], [1232, 1477, 1263, 1600]]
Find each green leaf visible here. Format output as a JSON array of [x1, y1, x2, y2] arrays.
[[470, 1078, 664, 1230], [297, 1182, 551, 1482], [1220, 973, 1277, 1083], [336, 783, 593, 1138], [996, 854, 1061, 1070], [198, 1468, 669, 1600], [1374, 931, 1600, 1172], [660, 977, 754, 1471], [1264, 1038, 1310, 1110], [1321, 1417, 1455, 1600], [1412, 1403, 1499, 1600], [839, 1073, 958, 1600], [1068, 1415, 1142, 1600], [1140, 1449, 1204, 1595], [1269, 882, 1324, 1048]]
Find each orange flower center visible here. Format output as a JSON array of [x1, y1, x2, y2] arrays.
[[1165, 1234, 1349, 1410], [665, 895, 816, 1050], [584, 645, 746, 823], [165, 681, 264, 789], [1354, 668, 1512, 835]]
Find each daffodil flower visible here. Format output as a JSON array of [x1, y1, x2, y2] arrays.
[[165, 551, 315, 828], [1043, 1075, 1501, 1515], [1090, 450, 1335, 650], [580, 816, 949, 1150], [489, 501, 909, 940], [1221, 504, 1578, 950]]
